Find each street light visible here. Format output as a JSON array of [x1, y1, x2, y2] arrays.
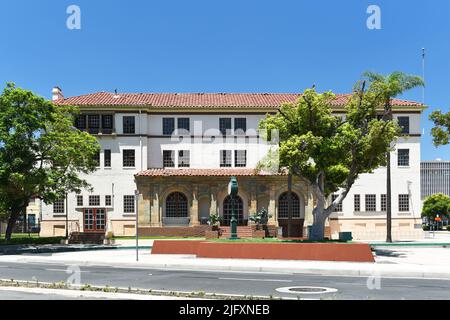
[[228, 177, 239, 240]]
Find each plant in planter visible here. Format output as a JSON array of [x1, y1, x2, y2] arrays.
[[249, 208, 272, 238], [206, 214, 222, 239], [207, 213, 221, 231]]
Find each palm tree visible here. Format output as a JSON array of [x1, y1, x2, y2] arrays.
[[363, 72, 424, 243]]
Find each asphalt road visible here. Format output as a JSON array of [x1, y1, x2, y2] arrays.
[[0, 261, 449, 300]]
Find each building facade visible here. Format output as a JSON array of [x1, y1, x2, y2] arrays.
[[40, 89, 425, 240], [421, 160, 450, 199]]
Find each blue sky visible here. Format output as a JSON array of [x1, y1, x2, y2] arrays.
[[0, 0, 448, 160]]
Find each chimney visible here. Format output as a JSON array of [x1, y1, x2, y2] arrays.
[[52, 86, 64, 101]]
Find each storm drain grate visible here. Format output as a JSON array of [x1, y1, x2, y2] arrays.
[[276, 286, 338, 295]]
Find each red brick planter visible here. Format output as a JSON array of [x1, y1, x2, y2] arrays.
[[205, 230, 220, 239], [151, 240, 201, 255], [151, 240, 374, 262]]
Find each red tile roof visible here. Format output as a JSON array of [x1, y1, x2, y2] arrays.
[[135, 168, 285, 177], [54, 92, 423, 108]]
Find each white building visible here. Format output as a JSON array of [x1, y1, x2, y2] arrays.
[[40, 89, 425, 240]]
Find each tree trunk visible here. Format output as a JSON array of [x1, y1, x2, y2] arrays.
[[386, 152, 392, 243], [5, 212, 20, 242], [310, 212, 326, 241]]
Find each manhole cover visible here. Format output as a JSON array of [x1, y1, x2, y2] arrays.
[[276, 286, 338, 295]]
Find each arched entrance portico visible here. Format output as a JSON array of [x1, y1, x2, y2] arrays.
[[164, 192, 189, 226], [222, 195, 245, 226]]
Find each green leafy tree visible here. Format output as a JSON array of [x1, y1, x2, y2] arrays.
[[422, 193, 450, 220], [259, 82, 400, 240], [363, 72, 424, 242], [0, 83, 100, 241], [430, 110, 450, 146]]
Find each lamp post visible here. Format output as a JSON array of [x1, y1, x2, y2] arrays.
[[228, 176, 239, 240]]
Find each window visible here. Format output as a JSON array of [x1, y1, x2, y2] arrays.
[[219, 118, 232, 135], [77, 195, 83, 207], [381, 194, 387, 212], [75, 115, 87, 130], [165, 192, 188, 218], [278, 192, 301, 219], [177, 118, 190, 134], [222, 195, 244, 226], [104, 150, 111, 167], [163, 150, 175, 168], [163, 118, 175, 135], [234, 150, 247, 167], [76, 114, 113, 134], [354, 194, 361, 212], [88, 115, 100, 134], [53, 199, 65, 214], [178, 150, 190, 168], [123, 150, 135, 167], [105, 195, 112, 206], [123, 116, 135, 134], [220, 150, 232, 167], [89, 195, 100, 206], [93, 151, 100, 167], [398, 117, 410, 134], [234, 118, 247, 135], [123, 195, 135, 213], [365, 194, 377, 212], [102, 115, 113, 134], [398, 149, 410, 167], [332, 194, 343, 212], [399, 194, 410, 212]]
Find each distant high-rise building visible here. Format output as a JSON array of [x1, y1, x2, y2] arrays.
[[421, 160, 450, 199]]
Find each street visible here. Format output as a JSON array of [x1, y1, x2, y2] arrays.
[[0, 261, 449, 300]]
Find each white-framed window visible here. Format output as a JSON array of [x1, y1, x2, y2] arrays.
[[332, 194, 343, 212], [234, 150, 247, 167], [163, 150, 175, 168], [53, 199, 65, 214], [398, 149, 410, 167], [123, 149, 135, 167], [105, 195, 112, 206], [381, 194, 387, 212], [399, 194, 410, 212], [76, 195, 83, 207], [354, 194, 361, 212], [123, 195, 135, 213], [89, 195, 100, 207], [365, 194, 377, 212], [220, 150, 232, 167], [123, 116, 135, 134], [178, 150, 190, 168]]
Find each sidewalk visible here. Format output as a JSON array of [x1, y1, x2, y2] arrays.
[[1, 247, 450, 280]]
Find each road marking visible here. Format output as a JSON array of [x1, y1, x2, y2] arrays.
[[157, 268, 294, 275], [45, 269, 90, 273], [218, 277, 292, 283]]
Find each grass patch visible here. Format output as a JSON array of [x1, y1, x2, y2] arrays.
[[209, 238, 346, 243]]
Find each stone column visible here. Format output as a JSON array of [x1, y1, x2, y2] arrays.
[[150, 184, 161, 227], [190, 185, 200, 226], [268, 184, 277, 226], [138, 185, 151, 226], [209, 186, 218, 216], [249, 185, 257, 215]]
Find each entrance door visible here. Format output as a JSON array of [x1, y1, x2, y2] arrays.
[[84, 208, 106, 232]]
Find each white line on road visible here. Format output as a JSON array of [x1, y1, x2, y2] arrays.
[[218, 277, 292, 283], [45, 269, 90, 273]]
